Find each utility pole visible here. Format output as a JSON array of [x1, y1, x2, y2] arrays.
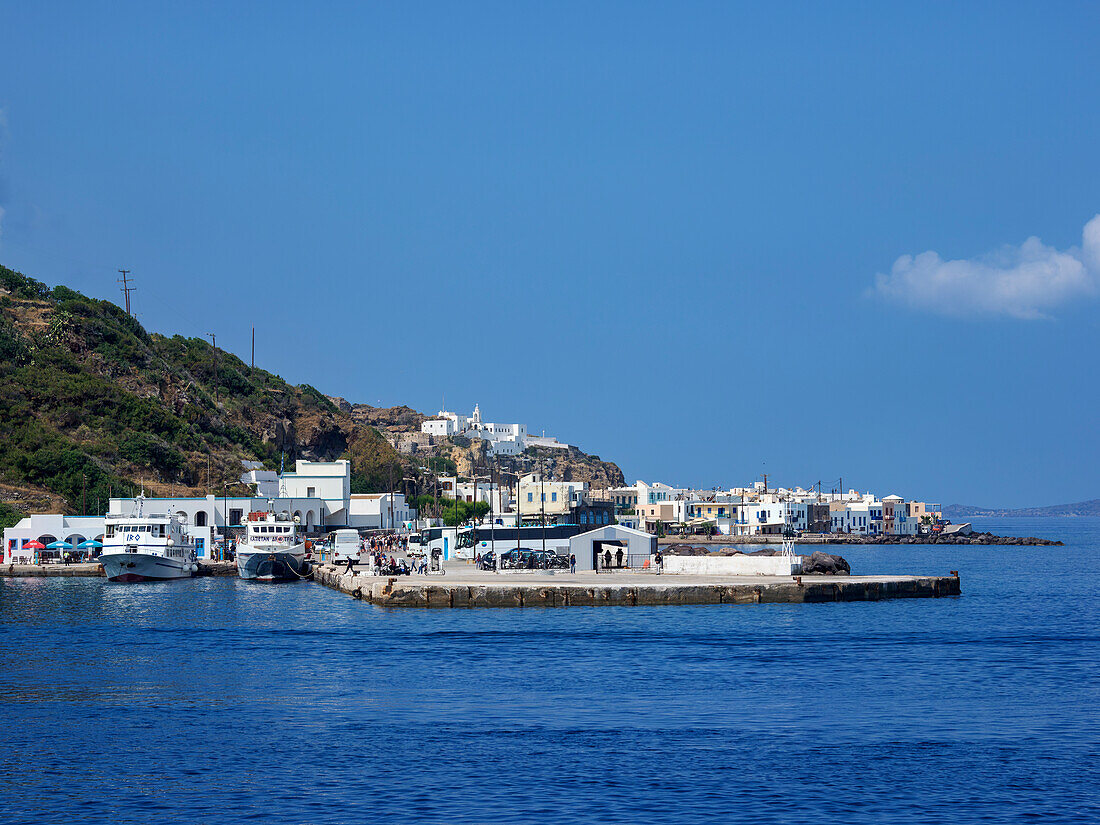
[[251, 326, 255, 369], [540, 455, 546, 556], [117, 270, 134, 316], [206, 333, 218, 403], [388, 461, 395, 533]]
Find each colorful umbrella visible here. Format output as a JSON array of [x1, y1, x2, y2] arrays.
[[78, 539, 103, 549], [46, 540, 73, 550], [23, 540, 46, 550]]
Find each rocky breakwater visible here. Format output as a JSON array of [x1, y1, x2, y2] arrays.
[[660, 532, 1063, 546], [843, 532, 1063, 546]]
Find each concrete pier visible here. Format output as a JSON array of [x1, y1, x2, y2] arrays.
[[2, 560, 238, 578], [311, 565, 961, 608], [3, 562, 105, 577]]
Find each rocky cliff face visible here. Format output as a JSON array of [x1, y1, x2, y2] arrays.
[[441, 443, 625, 488], [329, 398, 427, 432]]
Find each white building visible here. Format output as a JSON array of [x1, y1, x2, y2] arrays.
[[4, 459, 417, 562], [635, 481, 688, 507], [277, 460, 352, 525], [349, 493, 415, 531], [831, 501, 878, 534], [420, 403, 567, 455], [4, 514, 109, 564]]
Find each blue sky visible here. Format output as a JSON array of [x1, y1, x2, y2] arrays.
[[2, 1, 1098, 507]]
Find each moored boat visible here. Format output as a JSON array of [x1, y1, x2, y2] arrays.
[[99, 496, 198, 582], [236, 506, 309, 582]]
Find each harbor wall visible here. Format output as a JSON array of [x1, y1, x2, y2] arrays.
[[311, 565, 960, 608], [662, 554, 802, 576]]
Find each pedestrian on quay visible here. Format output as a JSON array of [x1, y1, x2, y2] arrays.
[[343, 553, 356, 575], [654, 549, 663, 575], [569, 553, 576, 574]]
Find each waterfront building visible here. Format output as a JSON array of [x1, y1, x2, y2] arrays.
[[883, 495, 905, 534], [4, 514, 108, 564], [829, 500, 882, 534], [517, 473, 588, 524], [639, 501, 679, 532], [637, 481, 684, 506], [570, 500, 615, 528], [604, 486, 639, 511]]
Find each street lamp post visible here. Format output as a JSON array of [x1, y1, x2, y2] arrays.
[[222, 483, 229, 562]]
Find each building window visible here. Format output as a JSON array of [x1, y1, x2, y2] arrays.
[[229, 509, 243, 526], [307, 486, 316, 498], [528, 493, 533, 502], [195, 511, 207, 527], [551, 492, 557, 502]]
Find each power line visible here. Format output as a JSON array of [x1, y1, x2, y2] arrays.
[[117, 269, 135, 315]]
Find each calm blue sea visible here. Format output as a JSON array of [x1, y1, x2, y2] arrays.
[[1, 516, 1097, 824]]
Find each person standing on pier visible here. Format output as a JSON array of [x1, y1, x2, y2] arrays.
[[569, 553, 576, 574]]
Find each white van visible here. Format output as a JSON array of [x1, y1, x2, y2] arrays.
[[330, 529, 362, 563]]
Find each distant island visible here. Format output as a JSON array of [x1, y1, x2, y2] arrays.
[[944, 499, 1100, 518]]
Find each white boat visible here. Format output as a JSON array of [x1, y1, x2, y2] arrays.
[[99, 496, 198, 582], [236, 506, 309, 582]]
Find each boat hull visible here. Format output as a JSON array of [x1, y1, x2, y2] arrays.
[[236, 547, 309, 582], [100, 552, 193, 582]]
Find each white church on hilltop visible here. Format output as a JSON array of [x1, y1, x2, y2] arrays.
[[421, 404, 568, 456]]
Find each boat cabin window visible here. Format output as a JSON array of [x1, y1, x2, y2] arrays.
[[105, 525, 115, 538]]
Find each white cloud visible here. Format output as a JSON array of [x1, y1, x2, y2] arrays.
[[872, 215, 1100, 319]]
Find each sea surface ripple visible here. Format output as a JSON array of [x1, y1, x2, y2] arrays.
[[0, 516, 1097, 824]]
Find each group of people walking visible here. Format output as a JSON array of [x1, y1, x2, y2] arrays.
[[337, 532, 427, 576]]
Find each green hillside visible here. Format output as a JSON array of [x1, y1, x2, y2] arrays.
[[0, 264, 403, 521]]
